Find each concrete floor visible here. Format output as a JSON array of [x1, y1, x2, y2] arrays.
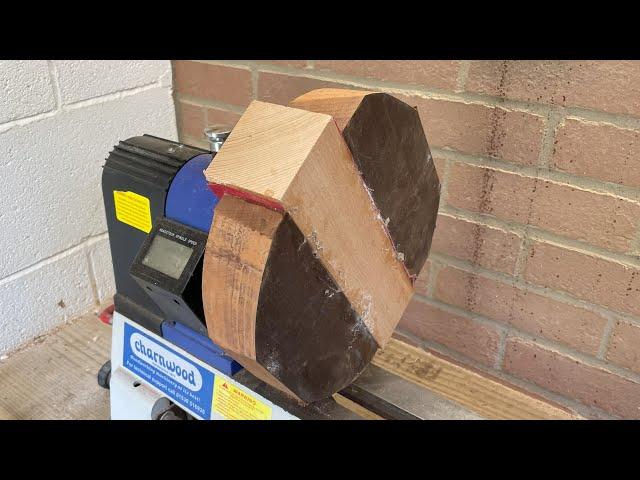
[[0, 312, 111, 420]]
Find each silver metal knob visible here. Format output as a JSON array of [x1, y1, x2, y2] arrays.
[[204, 124, 233, 152]]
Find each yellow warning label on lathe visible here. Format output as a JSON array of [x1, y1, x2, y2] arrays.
[[113, 191, 152, 233], [212, 376, 272, 420]]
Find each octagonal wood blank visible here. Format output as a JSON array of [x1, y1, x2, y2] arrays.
[[202, 91, 440, 402]]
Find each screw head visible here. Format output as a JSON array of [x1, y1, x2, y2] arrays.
[[204, 124, 233, 152]]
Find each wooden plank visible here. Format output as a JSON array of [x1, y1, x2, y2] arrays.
[[333, 393, 383, 420], [373, 338, 582, 420], [0, 313, 111, 420], [280, 116, 413, 345]]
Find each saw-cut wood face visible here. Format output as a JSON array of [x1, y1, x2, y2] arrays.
[[255, 214, 379, 402], [202, 89, 440, 403], [292, 89, 441, 278]]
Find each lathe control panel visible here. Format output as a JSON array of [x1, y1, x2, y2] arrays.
[[130, 217, 209, 335]]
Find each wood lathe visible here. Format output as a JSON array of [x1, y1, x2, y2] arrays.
[[98, 89, 446, 420]]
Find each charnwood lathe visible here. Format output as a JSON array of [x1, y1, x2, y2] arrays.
[[97, 89, 474, 420]]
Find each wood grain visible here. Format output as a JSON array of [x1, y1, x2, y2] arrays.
[[290, 88, 373, 131], [290, 89, 441, 279], [374, 338, 582, 420], [333, 393, 384, 420], [204, 101, 329, 202], [282, 119, 413, 345], [202, 195, 282, 359], [203, 197, 379, 402], [255, 214, 378, 402], [205, 100, 412, 346], [202, 94, 442, 401]]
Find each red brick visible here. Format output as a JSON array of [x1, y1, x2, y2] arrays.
[[414, 261, 430, 296], [257, 72, 353, 105], [431, 214, 521, 274], [391, 329, 423, 349], [607, 321, 640, 374], [397, 96, 545, 166], [434, 266, 608, 354], [551, 118, 640, 188], [398, 299, 501, 366], [504, 337, 640, 418], [524, 241, 640, 317], [447, 162, 530, 221], [205, 107, 242, 128], [315, 60, 460, 90], [176, 101, 205, 141], [447, 162, 640, 252], [173, 61, 252, 106], [466, 61, 640, 117]]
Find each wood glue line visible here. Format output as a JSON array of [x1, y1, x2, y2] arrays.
[[208, 183, 285, 213]]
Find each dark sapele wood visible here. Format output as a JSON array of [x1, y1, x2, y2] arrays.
[[342, 93, 440, 278], [255, 214, 379, 403]]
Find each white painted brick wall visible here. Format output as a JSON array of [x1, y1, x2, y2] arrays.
[[0, 60, 178, 354], [0, 61, 57, 123]]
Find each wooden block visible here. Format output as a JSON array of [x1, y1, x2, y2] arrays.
[[255, 213, 378, 401], [203, 195, 378, 402], [375, 338, 582, 420], [290, 88, 441, 278], [205, 100, 413, 346], [290, 88, 376, 131], [202, 194, 282, 359], [204, 100, 328, 203], [202, 93, 440, 402]]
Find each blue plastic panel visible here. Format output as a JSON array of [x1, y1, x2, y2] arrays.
[[165, 153, 219, 233], [161, 321, 243, 376]]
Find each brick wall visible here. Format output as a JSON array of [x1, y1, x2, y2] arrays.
[[172, 60, 640, 419]]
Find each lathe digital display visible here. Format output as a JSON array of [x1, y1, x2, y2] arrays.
[[141, 235, 193, 279]]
